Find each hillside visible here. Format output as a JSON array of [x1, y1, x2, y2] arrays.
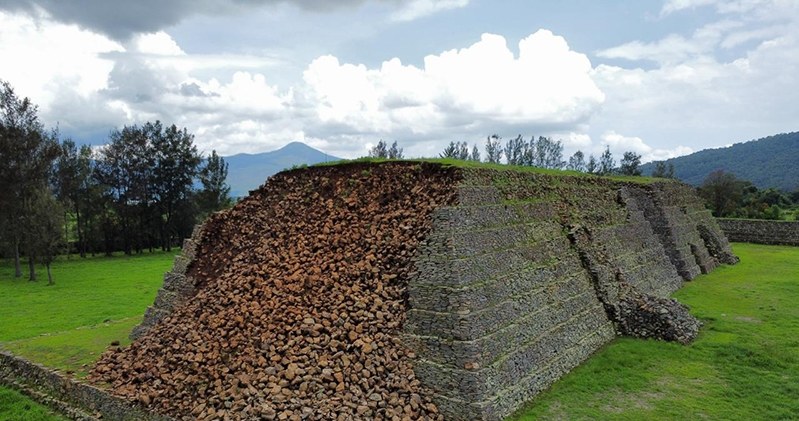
[[224, 142, 341, 197], [641, 132, 799, 191]]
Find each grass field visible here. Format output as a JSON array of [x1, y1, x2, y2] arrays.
[[1, 244, 798, 420], [0, 251, 176, 419], [510, 243, 799, 420], [0, 386, 67, 421], [0, 250, 177, 376]]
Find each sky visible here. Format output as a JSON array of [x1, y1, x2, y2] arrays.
[[0, 0, 797, 161]]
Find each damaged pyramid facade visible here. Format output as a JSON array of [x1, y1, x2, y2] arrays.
[[92, 162, 736, 421]]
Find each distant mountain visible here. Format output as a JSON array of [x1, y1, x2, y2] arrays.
[[224, 142, 341, 197], [641, 132, 799, 191]]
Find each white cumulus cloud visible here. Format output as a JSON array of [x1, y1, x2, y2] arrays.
[[588, 0, 799, 160], [132, 31, 186, 56], [0, 11, 122, 108], [0, 16, 609, 159], [662, 0, 799, 17], [303, 29, 605, 153], [600, 131, 693, 163], [661, 0, 719, 15]]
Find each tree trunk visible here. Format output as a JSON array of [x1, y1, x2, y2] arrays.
[[14, 242, 22, 278], [64, 210, 71, 259], [164, 211, 172, 252], [46, 263, 54, 285], [160, 222, 166, 252], [84, 205, 94, 257], [28, 255, 36, 281], [123, 217, 132, 256], [104, 217, 114, 256], [76, 207, 85, 258]]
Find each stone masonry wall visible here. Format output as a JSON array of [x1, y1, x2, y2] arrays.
[[404, 170, 736, 421], [640, 182, 738, 277], [404, 189, 616, 420], [0, 351, 169, 421], [717, 218, 799, 246], [130, 224, 204, 340]]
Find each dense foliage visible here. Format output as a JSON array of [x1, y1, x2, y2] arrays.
[[619, 151, 642, 176], [0, 80, 233, 281], [0, 80, 61, 281], [698, 170, 797, 219]]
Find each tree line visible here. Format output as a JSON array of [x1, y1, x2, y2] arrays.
[[0, 81, 232, 283], [698, 170, 799, 220], [369, 135, 654, 177], [368, 137, 798, 221]]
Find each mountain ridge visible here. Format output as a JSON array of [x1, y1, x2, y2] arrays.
[[641, 131, 799, 191], [224, 142, 341, 197]]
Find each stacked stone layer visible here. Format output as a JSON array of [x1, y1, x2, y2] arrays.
[[131, 224, 204, 340], [718, 218, 799, 246], [89, 163, 736, 421], [0, 351, 169, 421], [404, 170, 736, 420]]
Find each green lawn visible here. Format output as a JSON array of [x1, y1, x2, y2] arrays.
[[510, 243, 799, 420], [0, 250, 177, 376], [1, 244, 797, 420], [0, 386, 67, 421], [0, 251, 175, 419]]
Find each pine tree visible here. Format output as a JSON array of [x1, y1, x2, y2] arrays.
[[469, 144, 481, 162], [0, 80, 60, 277], [504, 135, 525, 165], [368, 140, 389, 158], [484, 135, 503, 164], [586, 155, 598, 174], [197, 150, 233, 219], [387, 141, 404, 159], [619, 151, 642, 176], [440, 141, 469, 160], [598, 146, 615, 175], [567, 151, 586, 172]]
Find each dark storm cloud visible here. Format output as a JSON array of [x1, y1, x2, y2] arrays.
[[0, 0, 381, 39]]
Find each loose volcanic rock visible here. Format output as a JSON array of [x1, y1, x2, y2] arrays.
[[90, 162, 459, 420], [615, 284, 702, 345], [89, 163, 736, 421]]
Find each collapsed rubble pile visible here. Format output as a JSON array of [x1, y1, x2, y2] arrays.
[[90, 162, 459, 420], [616, 287, 702, 345]]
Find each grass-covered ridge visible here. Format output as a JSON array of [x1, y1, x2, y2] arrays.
[[306, 157, 665, 185], [510, 243, 799, 420]]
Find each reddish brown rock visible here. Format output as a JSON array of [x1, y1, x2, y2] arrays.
[[90, 162, 458, 420]]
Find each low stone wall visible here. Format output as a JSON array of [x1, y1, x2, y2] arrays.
[[0, 351, 169, 421], [717, 218, 799, 246]]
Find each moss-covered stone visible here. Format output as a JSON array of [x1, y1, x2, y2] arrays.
[[407, 166, 736, 421]]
